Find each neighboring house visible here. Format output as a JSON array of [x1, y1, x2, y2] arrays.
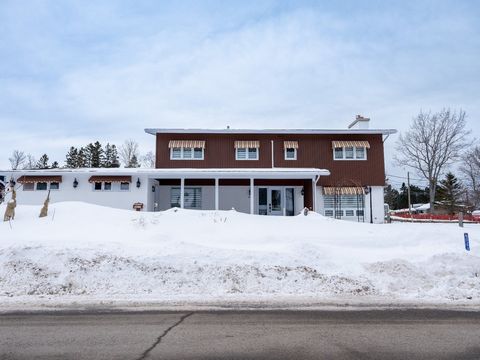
[[0, 116, 396, 223]]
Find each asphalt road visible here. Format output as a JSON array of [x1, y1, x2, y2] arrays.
[[1, 309, 480, 360]]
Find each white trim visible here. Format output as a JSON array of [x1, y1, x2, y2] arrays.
[[284, 148, 297, 160], [170, 147, 204, 160], [332, 146, 368, 161], [235, 147, 259, 160], [145, 128, 397, 135]]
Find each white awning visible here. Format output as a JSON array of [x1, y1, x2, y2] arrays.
[[283, 141, 298, 149], [234, 140, 260, 149], [168, 140, 205, 148], [331, 141, 370, 149], [323, 187, 365, 195]]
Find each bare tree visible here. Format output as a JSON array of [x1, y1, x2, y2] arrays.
[[395, 109, 470, 213], [119, 139, 139, 168], [141, 151, 155, 168], [9, 150, 26, 170], [460, 145, 480, 208], [23, 154, 37, 169]]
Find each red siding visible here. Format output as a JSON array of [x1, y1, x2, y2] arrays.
[[155, 133, 386, 186]]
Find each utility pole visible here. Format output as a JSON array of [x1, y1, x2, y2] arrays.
[[407, 172, 412, 221]]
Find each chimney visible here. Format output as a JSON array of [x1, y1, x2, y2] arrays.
[[348, 115, 370, 129]]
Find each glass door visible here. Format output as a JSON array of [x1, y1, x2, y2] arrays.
[[269, 187, 283, 216]]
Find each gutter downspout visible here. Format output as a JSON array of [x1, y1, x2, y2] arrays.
[[271, 140, 274, 168], [312, 174, 321, 212]]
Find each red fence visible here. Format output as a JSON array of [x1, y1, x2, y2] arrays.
[[393, 213, 480, 222]]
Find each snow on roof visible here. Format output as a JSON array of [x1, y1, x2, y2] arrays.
[[1, 167, 330, 179], [144, 128, 397, 136]]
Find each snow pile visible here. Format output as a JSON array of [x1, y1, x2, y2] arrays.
[[1, 202, 479, 305]]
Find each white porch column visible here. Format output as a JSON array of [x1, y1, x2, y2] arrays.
[[180, 178, 185, 209], [215, 178, 219, 211], [312, 178, 316, 212], [250, 178, 255, 215]]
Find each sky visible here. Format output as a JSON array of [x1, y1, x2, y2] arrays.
[[1, 0, 479, 186]]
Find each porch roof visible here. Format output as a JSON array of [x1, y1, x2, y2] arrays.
[[3, 167, 330, 180], [147, 168, 330, 179]]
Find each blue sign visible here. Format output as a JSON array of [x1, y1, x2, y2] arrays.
[[464, 233, 470, 251]]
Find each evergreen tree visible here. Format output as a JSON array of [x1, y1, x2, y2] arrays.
[[83, 143, 94, 168], [436, 172, 463, 214], [51, 161, 59, 168], [103, 143, 120, 168], [90, 141, 104, 168], [36, 154, 49, 169], [76, 147, 87, 168], [110, 144, 120, 168], [384, 184, 400, 210], [65, 147, 78, 168], [126, 154, 140, 168]]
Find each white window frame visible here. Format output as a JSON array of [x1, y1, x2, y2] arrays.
[[92, 182, 116, 191], [333, 146, 368, 161], [49, 182, 60, 191], [236, 147, 259, 160], [284, 148, 297, 160], [170, 147, 204, 160], [120, 182, 130, 191]]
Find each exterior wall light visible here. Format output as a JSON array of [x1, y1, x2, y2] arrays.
[[73, 178, 79, 188], [9, 179, 16, 187], [152, 185, 155, 192], [136, 178, 141, 188], [301, 187, 305, 196]]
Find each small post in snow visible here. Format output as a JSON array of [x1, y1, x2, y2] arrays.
[[464, 233, 470, 251], [458, 212, 464, 228]]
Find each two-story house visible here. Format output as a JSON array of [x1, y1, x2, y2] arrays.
[[145, 116, 395, 223], [1, 116, 396, 223]]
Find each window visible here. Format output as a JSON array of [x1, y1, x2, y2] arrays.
[[94, 182, 102, 191], [194, 148, 203, 159], [334, 147, 344, 159], [104, 182, 112, 191], [355, 147, 365, 159], [170, 187, 202, 209], [345, 146, 354, 159], [120, 182, 130, 191], [285, 148, 297, 160], [236, 147, 258, 160], [324, 194, 365, 220], [50, 182, 59, 190], [333, 146, 367, 160], [170, 147, 204, 160], [36, 182, 48, 191], [23, 183, 34, 191]]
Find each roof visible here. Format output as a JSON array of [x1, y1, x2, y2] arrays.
[[2, 167, 329, 179], [144, 128, 397, 136]]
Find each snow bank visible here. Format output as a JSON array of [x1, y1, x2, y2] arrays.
[[1, 202, 479, 307]]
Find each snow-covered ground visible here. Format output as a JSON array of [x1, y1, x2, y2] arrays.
[[1, 202, 479, 309]]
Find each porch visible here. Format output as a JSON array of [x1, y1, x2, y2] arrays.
[[147, 168, 330, 215]]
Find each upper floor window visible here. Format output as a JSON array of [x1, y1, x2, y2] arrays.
[[332, 141, 370, 160], [168, 140, 205, 160], [170, 147, 204, 160], [284, 141, 298, 160], [235, 140, 259, 160]]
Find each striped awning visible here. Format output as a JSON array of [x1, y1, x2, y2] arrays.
[[283, 141, 298, 149], [88, 176, 132, 183], [234, 140, 260, 149], [168, 140, 206, 148], [331, 141, 370, 149], [323, 187, 365, 195], [17, 175, 62, 183]]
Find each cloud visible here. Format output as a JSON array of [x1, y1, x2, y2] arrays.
[[0, 1, 479, 171]]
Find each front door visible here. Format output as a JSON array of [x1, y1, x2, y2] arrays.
[[258, 187, 283, 216]]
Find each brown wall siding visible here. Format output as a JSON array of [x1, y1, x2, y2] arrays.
[[155, 133, 385, 186]]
